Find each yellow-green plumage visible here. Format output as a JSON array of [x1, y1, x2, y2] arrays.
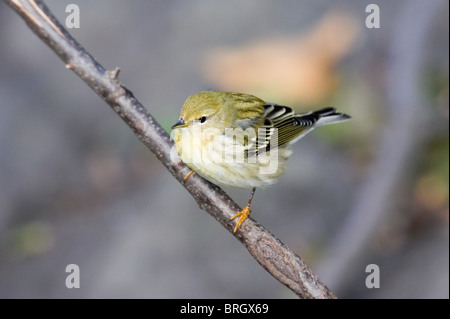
[[171, 91, 350, 189], [179, 91, 266, 130]]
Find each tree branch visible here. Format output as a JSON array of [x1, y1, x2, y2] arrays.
[[5, 0, 336, 299]]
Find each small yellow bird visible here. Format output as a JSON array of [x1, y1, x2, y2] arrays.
[[171, 91, 350, 233]]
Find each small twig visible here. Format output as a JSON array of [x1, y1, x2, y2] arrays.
[[5, 0, 336, 298]]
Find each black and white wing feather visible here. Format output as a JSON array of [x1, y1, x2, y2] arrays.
[[246, 104, 350, 156]]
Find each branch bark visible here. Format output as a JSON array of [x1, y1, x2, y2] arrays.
[[5, 0, 336, 299]]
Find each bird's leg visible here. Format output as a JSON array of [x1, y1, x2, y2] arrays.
[[231, 187, 256, 233], [184, 170, 195, 180]]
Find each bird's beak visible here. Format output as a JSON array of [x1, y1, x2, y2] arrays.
[[171, 118, 189, 129]]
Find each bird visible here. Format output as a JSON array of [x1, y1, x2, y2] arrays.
[[171, 91, 350, 233]]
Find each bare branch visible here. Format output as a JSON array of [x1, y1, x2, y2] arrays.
[[5, 0, 336, 298]]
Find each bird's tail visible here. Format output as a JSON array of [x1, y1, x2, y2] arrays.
[[295, 107, 351, 127]]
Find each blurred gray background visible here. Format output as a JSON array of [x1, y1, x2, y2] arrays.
[[0, 0, 448, 298]]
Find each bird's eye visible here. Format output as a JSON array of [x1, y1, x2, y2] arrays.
[[199, 116, 207, 123]]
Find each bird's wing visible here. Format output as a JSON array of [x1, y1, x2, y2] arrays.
[[245, 104, 348, 157], [264, 103, 321, 147]]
